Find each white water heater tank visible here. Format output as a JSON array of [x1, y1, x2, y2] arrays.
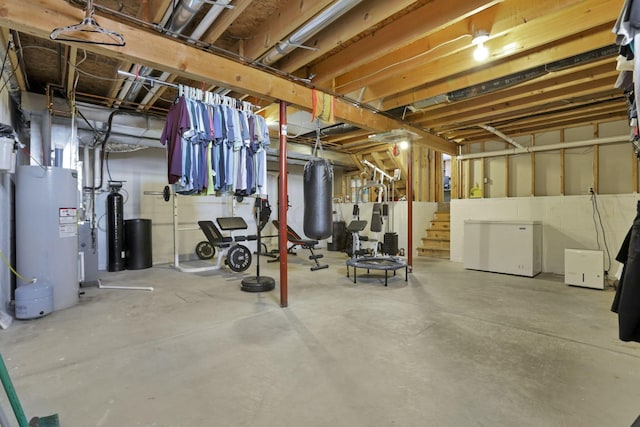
[[16, 166, 79, 311]]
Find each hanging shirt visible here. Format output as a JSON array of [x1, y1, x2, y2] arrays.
[[160, 96, 190, 184]]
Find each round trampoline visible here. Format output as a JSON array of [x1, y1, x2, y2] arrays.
[[345, 256, 408, 286]]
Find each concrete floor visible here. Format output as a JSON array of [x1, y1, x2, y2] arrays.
[[0, 251, 639, 427]]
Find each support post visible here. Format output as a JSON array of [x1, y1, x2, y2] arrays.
[[278, 101, 288, 307], [407, 145, 413, 273]]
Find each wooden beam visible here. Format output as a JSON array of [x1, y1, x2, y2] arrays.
[[410, 61, 616, 123], [200, 0, 253, 45], [381, 26, 616, 111], [361, 0, 618, 104], [0, 28, 27, 91], [239, 0, 334, 61], [66, 46, 77, 99], [451, 155, 459, 200], [313, 0, 578, 88], [277, 0, 436, 74], [0, 0, 457, 154], [421, 76, 618, 128]]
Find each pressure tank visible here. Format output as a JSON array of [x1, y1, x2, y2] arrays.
[[16, 166, 79, 311]]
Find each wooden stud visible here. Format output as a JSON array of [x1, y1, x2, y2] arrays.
[[560, 129, 565, 195]]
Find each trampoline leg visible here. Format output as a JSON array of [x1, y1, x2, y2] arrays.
[[354, 267, 357, 284], [405, 266, 408, 281], [385, 270, 388, 286]]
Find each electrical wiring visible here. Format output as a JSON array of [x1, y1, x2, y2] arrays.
[[590, 191, 612, 274], [0, 249, 32, 283]]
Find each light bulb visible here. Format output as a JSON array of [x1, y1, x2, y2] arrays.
[[473, 42, 489, 61], [399, 140, 409, 150]]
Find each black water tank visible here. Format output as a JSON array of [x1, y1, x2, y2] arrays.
[[107, 190, 125, 272], [125, 219, 153, 270]]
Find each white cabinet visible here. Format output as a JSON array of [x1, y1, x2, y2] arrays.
[[463, 220, 542, 277]]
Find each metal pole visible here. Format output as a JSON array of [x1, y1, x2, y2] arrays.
[[407, 145, 413, 272], [279, 101, 288, 307]]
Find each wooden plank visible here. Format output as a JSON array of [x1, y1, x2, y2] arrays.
[[0, 28, 27, 91], [451, 155, 459, 200], [381, 27, 616, 111], [200, 0, 254, 45], [0, 0, 457, 154], [420, 76, 618, 128], [316, 0, 579, 89], [411, 61, 616, 123], [240, 0, 334, 60], [531, 135, 536, 197], [363, 0, 618, 104], [593, 144, 599, 194], [66, 46, 77, 99], [278, 0, 479, 74]]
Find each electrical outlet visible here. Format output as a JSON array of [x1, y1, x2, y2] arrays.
[[588, 186, 594, 194]]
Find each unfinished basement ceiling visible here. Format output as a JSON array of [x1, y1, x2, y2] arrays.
[[0, 0, 628, 156]]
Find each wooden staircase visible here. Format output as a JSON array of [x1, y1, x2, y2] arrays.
[[417, 206, 450, 259]]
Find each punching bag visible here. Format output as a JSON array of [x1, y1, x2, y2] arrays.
[[107, 187, 126, 272], [303, 158, 333, 240]]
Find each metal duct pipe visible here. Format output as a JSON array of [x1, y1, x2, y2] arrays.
[[261, 0, 363, 65], [298, 122, 359, 139], [190, 0, 232, 40], [410, 45, 618, 111], [120, 0, 209, 104], [456, 135, 628, 160], [167, 0, 208, 34]]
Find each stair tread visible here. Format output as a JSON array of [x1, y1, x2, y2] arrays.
[[421, 236, 450, 241]]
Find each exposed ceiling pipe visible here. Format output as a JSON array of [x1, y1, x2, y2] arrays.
[[410, 45, 619, 112], [456, 135, 628, 160], [260, 0, 363, 65], [478, 124, 525, 149], [116, 0, 213, 105], [136, 0, 232, 108]]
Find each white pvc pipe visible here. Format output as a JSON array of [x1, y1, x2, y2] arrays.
[[456, 135, 628, 160], [478, 124, 525, 149]]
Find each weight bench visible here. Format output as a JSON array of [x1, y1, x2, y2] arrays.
[[195, 217, 256, 272], [271, 220, 329, 271]]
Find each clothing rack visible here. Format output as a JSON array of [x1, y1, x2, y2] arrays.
[[116, 69, 257, 111]]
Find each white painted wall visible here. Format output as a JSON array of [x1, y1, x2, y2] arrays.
[[451, 195, 637, 275], [93, 148, 305, 269]]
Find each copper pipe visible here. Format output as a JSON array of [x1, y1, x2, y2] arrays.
[[279, 100, 288, 307]]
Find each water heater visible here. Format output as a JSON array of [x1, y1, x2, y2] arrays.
[[16, 166, 79, 311]]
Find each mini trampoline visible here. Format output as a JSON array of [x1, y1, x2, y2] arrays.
[[345, 256, 408, 286]]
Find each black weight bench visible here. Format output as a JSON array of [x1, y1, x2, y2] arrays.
[[271, 220, 329, 271], [195, 217, 256, 272]]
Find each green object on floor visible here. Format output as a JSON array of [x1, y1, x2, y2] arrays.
[[0, 353, 60, 427]]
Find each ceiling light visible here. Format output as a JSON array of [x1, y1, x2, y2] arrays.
[[399, 140, 409, 150], [472, 30, 490, 62]]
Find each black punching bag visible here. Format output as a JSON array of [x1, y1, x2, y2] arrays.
[[303, 158, 333, 240], [107, 187, 126, 272]]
